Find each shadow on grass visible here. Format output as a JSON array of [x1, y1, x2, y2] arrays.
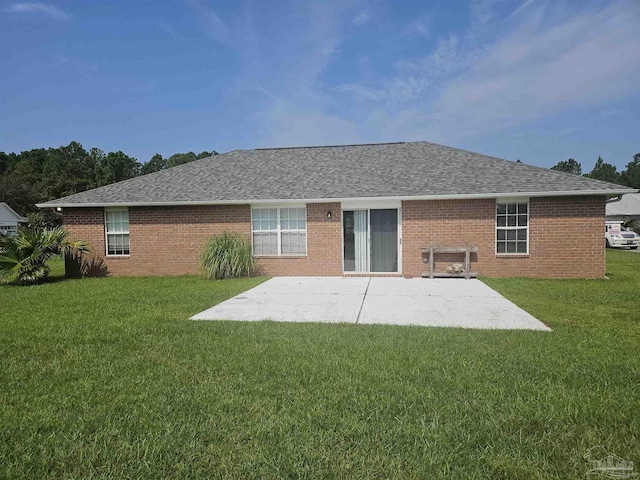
[[65, 253, 109, 279]]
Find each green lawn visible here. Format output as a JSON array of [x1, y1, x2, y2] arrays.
[[1, 251, 638, 479]]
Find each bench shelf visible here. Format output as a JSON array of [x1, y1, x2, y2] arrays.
[[421, 246, 478, 280]]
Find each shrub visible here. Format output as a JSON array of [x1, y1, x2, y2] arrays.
[[26, 211, 61, 229], [0, 227, 90, 285], [625, 219, 640, 235], [199, 232, 255, 280]]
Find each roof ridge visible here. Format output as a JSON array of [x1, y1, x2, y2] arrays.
[[251, 141, 410, 151]]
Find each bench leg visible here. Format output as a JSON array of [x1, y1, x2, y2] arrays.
[[429, 247, 434, 279], [465, 249, 470, 280]]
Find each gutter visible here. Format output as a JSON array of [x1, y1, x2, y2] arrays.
[[606, 195, 624, 204]]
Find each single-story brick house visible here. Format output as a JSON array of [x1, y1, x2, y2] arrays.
[[38, 142, 636, 278]]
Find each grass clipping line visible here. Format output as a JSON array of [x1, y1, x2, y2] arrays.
[[199, 231, 255, 280]]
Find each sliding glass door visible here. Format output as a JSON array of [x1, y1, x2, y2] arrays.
[[370, 209, 398, 272], [343, 210, 369, 272], [343, 208, 398, 273]]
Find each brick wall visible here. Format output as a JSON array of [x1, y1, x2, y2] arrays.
[[64, 196, 605, 279], [255, 203, 342, 276], [402, 196, 606, 279], [63, 203, 343, 277], [64, 205, 251, 276]]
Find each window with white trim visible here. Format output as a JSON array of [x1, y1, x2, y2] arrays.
[[251, 207, 306, 255], [105, 208, 130, 255], [496, 201, 528, 254]]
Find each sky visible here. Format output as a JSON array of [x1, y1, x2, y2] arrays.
[[1, 0, 639, 171]]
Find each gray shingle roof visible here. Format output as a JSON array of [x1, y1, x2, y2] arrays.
[[0, 202, 27, 222], [38, 141, 636, 207]]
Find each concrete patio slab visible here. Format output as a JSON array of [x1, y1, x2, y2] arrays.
[[192, 292, 363, 323], [365, 277, 503, 298], [247, 276, 370, 295], [358, 295, 543, 329], [191, 277, 550, 331]]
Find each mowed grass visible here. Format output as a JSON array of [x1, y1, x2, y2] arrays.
[[1, 252, 639, 479]]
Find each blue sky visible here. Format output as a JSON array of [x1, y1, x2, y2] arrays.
[[1, 0, 638, 170]]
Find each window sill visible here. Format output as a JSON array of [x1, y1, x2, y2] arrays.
[[106, 255, 131, 259], [496, 254, 529, 258], [253, 255, 307, 259], [343, 272, 401, 276]]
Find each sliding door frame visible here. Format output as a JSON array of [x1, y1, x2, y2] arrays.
[[341, 200, 402, 275]]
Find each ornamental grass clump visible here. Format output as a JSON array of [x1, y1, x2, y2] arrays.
[[199, 232, 255, 280]]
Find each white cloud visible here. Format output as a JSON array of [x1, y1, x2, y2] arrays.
[[255, 98, 362, 148], [508, 0, 535, 18], [352, 11, 370, 26], [398, 35, 467, 79], [333, 1, 640, 145], [469, 0, 496, 29], [158, 23, 178, 37], [431, 2, 640, 137], [7, 2, 70, 20], [337, 76, 427, 105], [222, 0, 640, 151], [600, 108, 621, 118], [555, 127, 579, 138], [247, 1, 360, 146], [411, 16, 430, 38], [319, 36, 340, 57], [336, 83, 388, 102], [186, 0, 233, 46]]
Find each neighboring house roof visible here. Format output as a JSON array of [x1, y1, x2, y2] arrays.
[[37, 141, 636, 208], [606, 193, 640, 217], [0, 202, 27, 223]]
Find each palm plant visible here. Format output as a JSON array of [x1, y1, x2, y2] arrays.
[[0, 227, 90, 285]]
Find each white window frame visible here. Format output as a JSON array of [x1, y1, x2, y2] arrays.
[[251, 205, 307, 256], [496, 198, 529, 256], [104, 208, 130, 257]]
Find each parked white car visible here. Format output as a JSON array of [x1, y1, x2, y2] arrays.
[[605, 222, 640, 249]]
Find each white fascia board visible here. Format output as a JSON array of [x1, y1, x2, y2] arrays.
[[341, 199, 402, 209], [36, 188, 638, 209]]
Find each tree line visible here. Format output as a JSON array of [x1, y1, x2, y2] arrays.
[[0, 141, 217, 224], [551, 153, 640, 188]]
